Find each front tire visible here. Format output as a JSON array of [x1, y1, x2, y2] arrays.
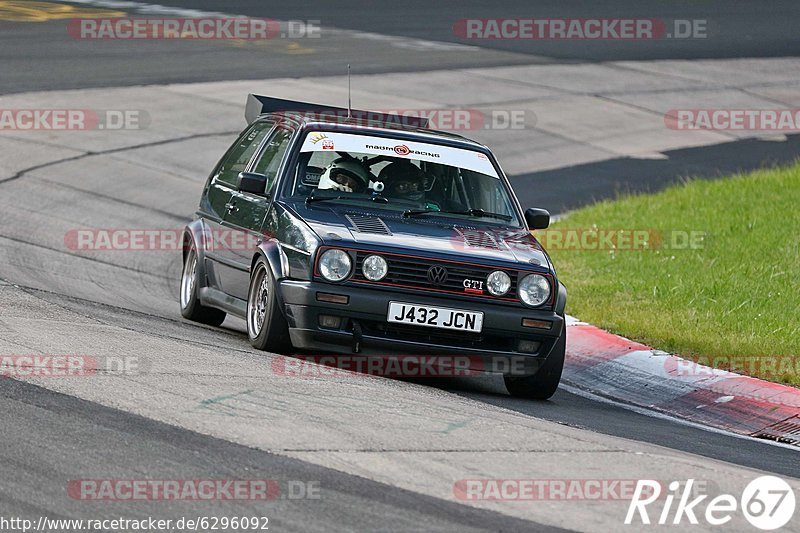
[[246, 258, 292, 352], [180, 242, 226, 327], [504, 329, 566, 400]]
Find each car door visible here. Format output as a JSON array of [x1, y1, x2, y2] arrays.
[[203, 120, 274, 299], [219, 124, 295, 300]]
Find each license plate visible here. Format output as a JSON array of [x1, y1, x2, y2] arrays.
[[387, 302, 484, 333]]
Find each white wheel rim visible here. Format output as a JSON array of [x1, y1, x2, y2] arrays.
[[248, 266, 269, 339], [180, 248, 197, 309]]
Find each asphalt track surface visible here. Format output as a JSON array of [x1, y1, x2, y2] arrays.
[[0, 1, 799, 531], [0, 378, 561, 532], [516, 133, 800, 213], [147, 0, 800, 61], [4, 0, 800, 94]]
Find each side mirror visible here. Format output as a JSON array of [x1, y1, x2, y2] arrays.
[[524, 207, 550, 230], [237, 172, 268, 196]]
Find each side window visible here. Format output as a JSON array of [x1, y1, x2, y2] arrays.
[[253, 127, 293, 194], [216, 121, 274, 185]]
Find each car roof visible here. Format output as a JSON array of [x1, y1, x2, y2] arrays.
[[262, 111, 490, 152]]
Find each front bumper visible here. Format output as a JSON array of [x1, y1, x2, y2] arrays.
[[278, 279, 564, 376]]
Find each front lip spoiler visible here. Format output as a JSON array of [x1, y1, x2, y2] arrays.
[[291, 326, 555, 357], [285, 328, 548, 376]]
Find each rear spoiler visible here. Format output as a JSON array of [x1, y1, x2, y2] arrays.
[[245, 94, 429, 128]]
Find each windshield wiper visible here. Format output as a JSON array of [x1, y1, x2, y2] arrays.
[[402, 208, 512, 221], [306, 192, 390, 204], [305, 194, 345, 204]]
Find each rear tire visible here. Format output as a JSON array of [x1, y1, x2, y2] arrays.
[[246, 258, 292, 353], [504, 329, 566, 400], [180, 242, 227, 327]]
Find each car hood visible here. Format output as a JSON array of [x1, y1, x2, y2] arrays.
[[284, 202, 551, 269]]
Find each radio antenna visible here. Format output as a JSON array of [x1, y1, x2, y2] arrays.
[[347, 64, 352, 119]]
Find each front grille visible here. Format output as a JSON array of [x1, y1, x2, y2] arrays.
[[352, 251, 519, 300]]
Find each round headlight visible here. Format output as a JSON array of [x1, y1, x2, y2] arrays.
[[486, 270, 511, 296], [362, 254, 388, 281], [318, 249, 352, 282], [518, 274, 550, 307]]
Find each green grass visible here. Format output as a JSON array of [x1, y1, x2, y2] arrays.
[[546, 162, 800, 385]]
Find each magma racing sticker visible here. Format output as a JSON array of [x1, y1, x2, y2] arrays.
[[300, 132, 499, 178]]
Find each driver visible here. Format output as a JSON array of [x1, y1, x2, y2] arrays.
[[317, 158, 370, 193], [377, 161, 426, 202]]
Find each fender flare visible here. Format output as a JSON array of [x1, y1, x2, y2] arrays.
[[250, 240, 292, 322], [182, 219, 209, 262], [555, 281, 567, 318], [182, 219, 213, 303], [250, 239, 287, 283]]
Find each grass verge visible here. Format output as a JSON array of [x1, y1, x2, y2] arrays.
[[544, 162, 800, 385]]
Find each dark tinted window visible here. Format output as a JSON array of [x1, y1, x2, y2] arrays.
[[216, 121, 273, 185], [253, 127, 293, 194]]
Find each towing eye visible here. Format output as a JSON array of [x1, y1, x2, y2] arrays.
[[352, 321, 363, 353]]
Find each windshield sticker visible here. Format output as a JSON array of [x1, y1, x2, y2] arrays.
[[300, 132, 499, 177]]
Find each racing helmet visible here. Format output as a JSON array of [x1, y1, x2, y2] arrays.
[[317, 158, 370, 193], [378, 161, 425, 202]]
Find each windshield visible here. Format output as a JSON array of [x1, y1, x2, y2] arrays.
[[286, 131, 522, 226]]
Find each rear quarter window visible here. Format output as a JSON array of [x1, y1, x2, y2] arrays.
[[215, 121, 274, 185]]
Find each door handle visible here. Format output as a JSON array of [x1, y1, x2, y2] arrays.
[[225, 202, 238, 214]]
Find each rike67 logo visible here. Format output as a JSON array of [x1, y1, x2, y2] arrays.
[[626, 476, 796, 530]]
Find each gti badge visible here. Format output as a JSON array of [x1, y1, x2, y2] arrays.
[[463, 279, 484, 294]]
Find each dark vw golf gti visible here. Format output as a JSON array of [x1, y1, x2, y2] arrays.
[[180, 95, 567, 399]]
